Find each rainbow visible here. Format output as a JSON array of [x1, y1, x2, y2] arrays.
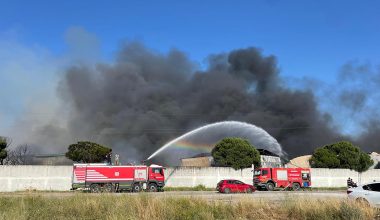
[[168, 140, 214, 152]]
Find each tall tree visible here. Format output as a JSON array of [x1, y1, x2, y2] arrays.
[[211, 137, 260, 170], [5, 145, 32, 165], [0, 137, 9, 165], [65, 141, 111, 163], [309, 141, 373, 172]]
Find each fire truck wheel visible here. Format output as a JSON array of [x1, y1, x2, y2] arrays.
[[133, 183, 141, 192], [292, 183, 301, 191], [266, 182, 275, 191], [224, 188, 231, 194], [148, 183, 158, 192], [90, 184, 101, 193], [103, 183, 114, 193]]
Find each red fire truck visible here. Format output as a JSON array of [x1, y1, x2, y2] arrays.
[[253, 167, 311, 191], [71, 163, 165, 193]]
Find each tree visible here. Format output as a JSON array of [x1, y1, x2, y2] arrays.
[[0, 137, 9, 165], [309, 141, 373, 172], [211, 137, 260, 170], [65, 141, 111, 163], [5, 145, 32, 165]]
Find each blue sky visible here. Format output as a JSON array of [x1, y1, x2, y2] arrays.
[[1, 0, 380, 137], [1, 1, 380, 78]]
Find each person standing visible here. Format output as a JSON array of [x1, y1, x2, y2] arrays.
[[105, 150, 112, 165], [347, 177, 353, 188], [115, 154, 120, 165]]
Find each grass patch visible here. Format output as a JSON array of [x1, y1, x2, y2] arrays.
[[0, 194, 378, 220]]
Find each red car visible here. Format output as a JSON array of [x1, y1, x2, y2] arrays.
[[217, 179, 256, 193]]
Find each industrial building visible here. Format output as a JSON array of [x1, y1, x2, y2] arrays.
[[31, 154, 73, 165], [180, 149, 283, 167], [257, 149, 282, 168], [286, 152, 380, 169], [180, 153, 213, 167], [286, 155, 312, 168]]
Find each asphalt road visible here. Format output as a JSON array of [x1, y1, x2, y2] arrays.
[[144, 191, 348, 202], [0, 190, 348, 202]]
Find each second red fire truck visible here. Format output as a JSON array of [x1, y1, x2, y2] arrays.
[[71, 163, 165, 193], [253, 167, 311, 191]]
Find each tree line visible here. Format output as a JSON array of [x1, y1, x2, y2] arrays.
[[0, 137, 32, 165], [0, 137, 112, 165], [0, 135, 377, 172], [211, 137, 375, 172]]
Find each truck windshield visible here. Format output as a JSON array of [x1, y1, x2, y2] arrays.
[[152, 168, 164, 175], [254, 170, 261, 176]]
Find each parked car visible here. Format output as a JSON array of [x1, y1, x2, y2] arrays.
[[347, 181, 380, 207], [217, 179, 256, 193]]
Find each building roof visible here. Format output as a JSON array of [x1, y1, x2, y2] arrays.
[[286, 155, 311, 168], [180, 156, 213, 167], [188, 152, 212, 158], [32, 153, 66, 158], [257, 149, 279, 157]]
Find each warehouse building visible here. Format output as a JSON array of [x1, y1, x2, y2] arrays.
[[180, 149, 283, 167]]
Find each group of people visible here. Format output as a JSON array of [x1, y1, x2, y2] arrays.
[[347, 177, 357, 188], [105, 150, 120, 165]]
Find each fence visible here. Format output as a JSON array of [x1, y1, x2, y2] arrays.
[[0, 166, 379, 192]]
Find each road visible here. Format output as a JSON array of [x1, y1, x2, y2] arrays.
[[0, 190, 348, 202], [142, 191, 347, 202]]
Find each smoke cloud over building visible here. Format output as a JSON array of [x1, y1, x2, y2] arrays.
[[56, 42, 348, 161], [7, 40, 379, 163]]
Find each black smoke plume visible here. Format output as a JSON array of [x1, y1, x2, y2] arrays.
[[57, 42, 356, 162]]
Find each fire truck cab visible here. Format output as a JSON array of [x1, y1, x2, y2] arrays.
[[72, 163, 165, 193], [253, 167, 311, 191]]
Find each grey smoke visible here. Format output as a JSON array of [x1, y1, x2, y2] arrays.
[[357, 119, 380, 152], [57, 42, 351, 162], [339, 90, 367, 112], [333, 61, 380, 152]]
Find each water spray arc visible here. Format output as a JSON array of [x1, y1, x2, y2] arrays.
[[147, 121, 284, 160]]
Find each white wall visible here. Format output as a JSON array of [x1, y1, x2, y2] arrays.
[[164, 167, 252, 187], [165, 167, 380, 188], [0, 166, 72, 192], [1, 166, 380, 191], [310, 168, 380, 187]]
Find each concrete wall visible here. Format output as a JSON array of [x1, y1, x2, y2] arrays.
[[310, 168, 380, 187], [165, 167, 253, 187], [0, 166, 72, 192], [165, 167, 380, 188], [1, 166, 380, 192]]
